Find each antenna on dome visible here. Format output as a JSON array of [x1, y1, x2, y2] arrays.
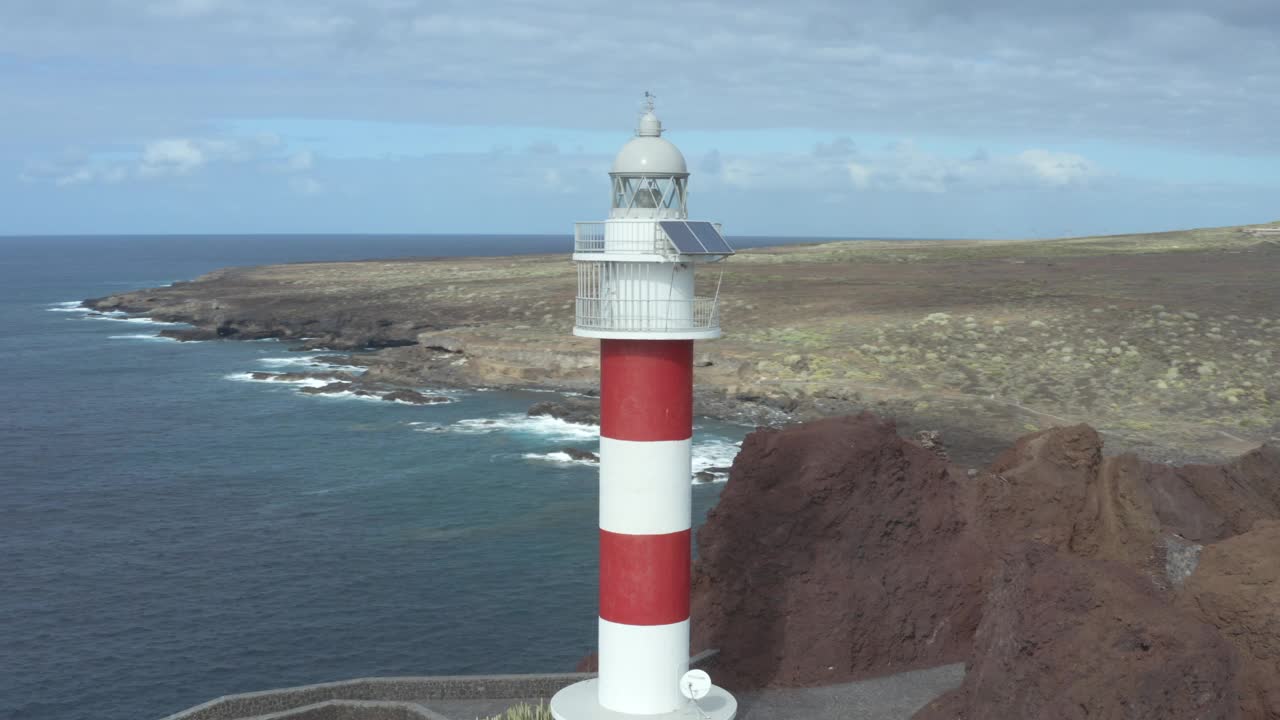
[[643, 90, 656, 113]]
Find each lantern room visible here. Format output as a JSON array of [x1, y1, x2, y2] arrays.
[[572, 95, 734, 341]]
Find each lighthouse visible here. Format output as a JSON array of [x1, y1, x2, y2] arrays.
[[550, 96, 737, 720]]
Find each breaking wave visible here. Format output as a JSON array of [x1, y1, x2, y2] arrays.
[[413, 414, 599, 441], [46, 301, 90, 313], [107, 333, 180, 342], [223, 372, 332, 388], [691, 438, 740, 482], [256, 356, 366, 374], [302, 390, 384, 402], [88, 315, 188, 326], [521, 451, 597, 467]]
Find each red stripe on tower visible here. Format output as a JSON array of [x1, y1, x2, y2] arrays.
[[600, 339, 693, 442], [598, 528, 691, 626]]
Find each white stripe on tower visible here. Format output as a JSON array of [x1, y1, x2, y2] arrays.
[[599, 437, 692, 535], [597, 617, 690, 714]]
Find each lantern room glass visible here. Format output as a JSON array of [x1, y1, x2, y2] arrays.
[[611, 176, 687, 218]]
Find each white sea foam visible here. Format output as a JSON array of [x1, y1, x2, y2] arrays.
[[256, 356, 366, 374], [691, 438, 741, 483], [420, 414, 600, 441], [384, 395, 454, 406], [46, 301, 89, 312], [257, 356, 322, 368], [223, 372, 332, 388], [108, 333, 179, 342], [88, 315, 187, 326], [522, 450, 597, 467], [517, 436, 738, 482], [303, 389, 384, 402]]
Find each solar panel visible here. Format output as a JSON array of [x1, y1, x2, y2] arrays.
[[659, 221, 735, 255], [687, 222, 734, 254], [659, 221, 705, 254]]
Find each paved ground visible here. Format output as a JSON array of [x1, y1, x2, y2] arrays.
[[424, 663, 966, 720], [735, 664, 965, 720]]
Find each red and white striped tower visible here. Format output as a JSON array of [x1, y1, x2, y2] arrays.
[[551, 95, 737, 720]]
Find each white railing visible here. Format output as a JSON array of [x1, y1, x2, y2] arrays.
[[574, 222, 606, 252], [575, 296, 720, 333], [573, 222, 668, 255]]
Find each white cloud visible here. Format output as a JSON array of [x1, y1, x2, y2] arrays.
[[847, 162, 874, 190], [1016, 149, 1096, 187], [704, 140, 1101, 194], [289, 176, 323, 195], [3, 1, 1278, 155], [139, 139, 207, 177], [22, 134, 315, 189], [284, 149, 314, 171]]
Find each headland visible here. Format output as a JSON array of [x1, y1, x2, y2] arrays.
[[87, 221, 1280, 466]]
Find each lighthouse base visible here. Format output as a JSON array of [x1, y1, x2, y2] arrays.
[[550, 679, 737, 720]]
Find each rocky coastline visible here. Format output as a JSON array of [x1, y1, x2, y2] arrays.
[[84, 222, 1279, 465]]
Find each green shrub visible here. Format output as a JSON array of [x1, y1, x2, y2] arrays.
[[479, 701, 553, 720]]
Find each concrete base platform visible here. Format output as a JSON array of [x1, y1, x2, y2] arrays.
[[550, 679, 736, 720]]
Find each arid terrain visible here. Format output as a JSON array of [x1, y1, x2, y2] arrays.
[[88, 221, 1280, 464]]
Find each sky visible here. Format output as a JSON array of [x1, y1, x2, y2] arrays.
[[2, 0, 1278, 239]]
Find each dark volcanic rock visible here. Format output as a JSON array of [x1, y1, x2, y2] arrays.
[[914, 543, 1240, 720], [381, 389, 451, 405], [560, 447, 599, 463], [1178, 520, 1280, 720], [528, 398, 599, 426], [300, 382, 353, 395], [159, 327, 221, 342], [691, 413, 988, 689]]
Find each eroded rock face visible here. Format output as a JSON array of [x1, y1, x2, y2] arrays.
[[1143, 445, 1280, 544], [690, 413, 989, 688], [978, 425, 1163, 571], [915, 543, 1241, 720], [1179, 521, 1280, 720], [688, 412, 1280, 720]]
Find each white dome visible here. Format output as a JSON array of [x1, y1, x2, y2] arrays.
[[611, 136, 688, 176]]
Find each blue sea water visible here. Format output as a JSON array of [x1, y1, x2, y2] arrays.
[[0, 234, 785, 720]]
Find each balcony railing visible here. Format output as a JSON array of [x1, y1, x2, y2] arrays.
[[575, 296, 720, 333], [574, 222, 667, 255]]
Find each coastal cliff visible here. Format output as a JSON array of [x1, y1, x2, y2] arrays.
[[691, 413, 1279, 719]]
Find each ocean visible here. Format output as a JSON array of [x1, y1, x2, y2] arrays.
[[0, 234, 793, 720]]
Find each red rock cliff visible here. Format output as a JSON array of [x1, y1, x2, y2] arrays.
[[689, 413, 1279, 719]]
